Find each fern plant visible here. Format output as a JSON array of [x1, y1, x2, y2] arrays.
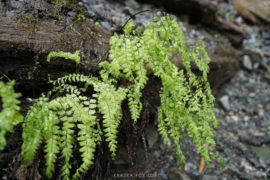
[[21, 12, 220, 179], [100, 13, 218, 165], [0, 80, 23, 150]]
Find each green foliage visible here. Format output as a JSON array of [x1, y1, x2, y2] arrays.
[[47, 50, 81, 64], [22, 71, 126, 179], [0, 81, 23, 150], [21, 13, 219, 179], [100, 14, 218, 166]]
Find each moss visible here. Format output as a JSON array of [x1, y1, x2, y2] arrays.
[[17, 12, 40, 35]]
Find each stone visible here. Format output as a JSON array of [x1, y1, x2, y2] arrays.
[[243, 55, 253, 70], [249, 145, 270, 165], [219, 95, 231, 111], [165, 168, 191, 180], [240, 160, 267, 179], [233, 0, 270, 24], [200, 175, 218, 180], [137, 0, 217, 24], [159, 169, 168, 179], [101, 21, 112, 31], [145, 125, 159, 148], [213, 18, 250, 47], [125, 0, 141, 10]]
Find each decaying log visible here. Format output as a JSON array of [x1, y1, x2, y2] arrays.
[[0, 16, 239, 96], [0, 16, 111, 95]]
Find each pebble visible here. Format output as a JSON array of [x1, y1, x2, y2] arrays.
[[243, 55, 253, 70], [165, 168, 191, 180], [219, 95, 231, 111], [145, 125, 159, 148], [100, 21, 112, 31], [200, 175, 218, 180], [125, 0, 140, 10], [249, 145, 270, 165], [159, 169, 168, 179]]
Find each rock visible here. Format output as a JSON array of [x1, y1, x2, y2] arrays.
[[165, 168, 191, 180], [101, 21, 112, 31], [213, 18, 250, 47], [137, 0, 217, 24], [200, 175, 218, 180], [125, 0, 141, 10], [219, 95, 231, 111], [159, 169, 168, 179], [240, 135, 266, 146], [145, 125, 159, 148], [243, 55, 253, 70], [233, 0, 270, 24], [230, 114, 240, 122], [249, 145, 270, 165], [240, 160, 267, 179], [67, 11, 76, 17]]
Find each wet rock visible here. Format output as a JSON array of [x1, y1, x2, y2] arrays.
[[67, 11, 76, 17], [243, 55, 253, 70], [145, 125, 159, 148], [240, 160, 267, 179], [213, 18, 250, 47], [125, 0, 140, 10], [165, 168, 191, 180], [249, 145, 270, 165], [159, 169, 168, 180], [240, 135, 265, 146], [200, 175, 218, 180], [137, 0, 217, 24], [233, 0, 270, 24], [101, 21, 112, 31], [219, 95, 231, 111]]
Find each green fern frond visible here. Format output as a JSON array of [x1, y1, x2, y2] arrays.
[[0, 80, 23, 150], [102, 13, 219, 166], [22, 99, 46, 165], [43, 110, 60, 178], [95, 82, 126, 158], [47, 50, 81, 64], [99, 22, 148, 125], [21, 12, 220, 179]]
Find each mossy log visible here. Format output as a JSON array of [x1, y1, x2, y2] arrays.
[[0, 16, 239, 97]]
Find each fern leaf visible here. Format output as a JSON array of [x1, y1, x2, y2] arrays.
[[21, 101, 46, 165], [0, 81, 23, 150], [96, 83, 126, 158], [72, 106, 99, 180]]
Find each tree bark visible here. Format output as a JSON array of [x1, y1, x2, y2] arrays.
[[0, 16, 239, 97], [0, 17, 111, 95]]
